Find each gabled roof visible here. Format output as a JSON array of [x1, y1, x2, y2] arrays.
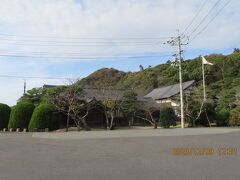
[[82, 88, 125, 101], [43, 85, 135, 101], [144, 80, 195, 100]]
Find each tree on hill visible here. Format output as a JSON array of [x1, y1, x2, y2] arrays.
[[79, 68, 125, 88], [18, 88, 43, 105], [139, 65, 144, 71], [233, 48, 240, 53]]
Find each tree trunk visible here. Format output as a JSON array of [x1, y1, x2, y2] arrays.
[[109, 112, 114, 130], [205, 111, 211, 127], [154, 120, 158, 129], [128, 118, 132, 127], [149, 112, 157, 129], [129, 116, 134, 127], [81, 118, 91, 131], [66, 111, 70, 132], [128, 120, 131, 127], [77, 121, 81, 131], [132, 116, 134, 127], [104, 111, 109, 130], [192, 118, 196, 127]]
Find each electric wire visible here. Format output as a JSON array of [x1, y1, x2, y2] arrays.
[[0, 75, 68, 80], [191, 0, 231, 41], [183, 0, 209, 34], [0, 33, 171, 40], [0, 53, 173, 60], [0, 50, 173, 56], [1, 42, 160, 47], [0, 38, 162, 44], [188, 0, 222, 38]]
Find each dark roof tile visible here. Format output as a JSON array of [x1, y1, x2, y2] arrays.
[[144, 80, 195, 100]]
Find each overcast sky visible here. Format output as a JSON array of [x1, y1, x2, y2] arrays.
[[0, 0, 239, 105]]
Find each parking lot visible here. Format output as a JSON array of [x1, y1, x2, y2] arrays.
[[0, 128, 240, 180]]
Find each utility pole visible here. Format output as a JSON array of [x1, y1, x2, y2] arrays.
[[177, 35, 185, 129], [24, 79, 26, 95], [165, 31, 188, 129]]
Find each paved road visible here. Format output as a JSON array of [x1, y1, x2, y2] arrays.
[[33, 127, 240, 139], [0, 128, 240, 180]]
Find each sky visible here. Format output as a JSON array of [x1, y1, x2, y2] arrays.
[[0, 0, 239, 105]]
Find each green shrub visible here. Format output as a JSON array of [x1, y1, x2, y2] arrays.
[[8, 103, 35, 130], [228, 107, 240, 126], [0, 103, 11, 129], [216, 108, 230, 126], [159, 107, 177, 128], [28, 104, 59, 131]]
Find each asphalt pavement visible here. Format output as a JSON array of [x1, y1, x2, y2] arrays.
[[0, 128, 239, 180]]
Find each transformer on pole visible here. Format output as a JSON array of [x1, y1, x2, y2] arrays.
[[165, 32, 189, 128]]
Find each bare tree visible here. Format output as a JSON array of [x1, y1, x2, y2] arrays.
[[135, 99, 159, 129], [48, 79, 93, 131], [89, 87, 123, 130], [184, 88, 212, 127], [86, 74, 124, 130], [103, 93, 123, 130]]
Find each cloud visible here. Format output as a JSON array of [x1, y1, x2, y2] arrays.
[[0, 0, 238, 53], [0, 0, 239, 105]]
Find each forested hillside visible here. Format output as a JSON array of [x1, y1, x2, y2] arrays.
[[79, 50, 240, 109]]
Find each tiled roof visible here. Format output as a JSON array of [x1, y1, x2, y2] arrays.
[[144, 80, 195, 100]]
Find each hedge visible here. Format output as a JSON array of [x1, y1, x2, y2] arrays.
[[0, 103, 11, 129], [28, 104, 59, 131], [8, 103, 35, 130], [228, 107, 240, 126], [216, 108, 230, 126], [159, 107, 177, 128]]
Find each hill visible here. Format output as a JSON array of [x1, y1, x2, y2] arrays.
[[79, 68, 126, 88], [19, 49, 240, 112], [78, 50, 240, 109]]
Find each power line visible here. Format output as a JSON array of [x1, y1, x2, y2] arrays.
[[0, 33, 171, 40], [0, 37, 163, 44], [191, 0, 231, 41], [1, 42, 160, 47], [0, 75, 69, 80], [0, 33, 171, 47], [188, 0, 222, 38], [0, 50, 174, 56], [0, 53, 173, 60], [183, 0, 209, 34], [0, 37, 164, 47], [3, 38, 169, 42]]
